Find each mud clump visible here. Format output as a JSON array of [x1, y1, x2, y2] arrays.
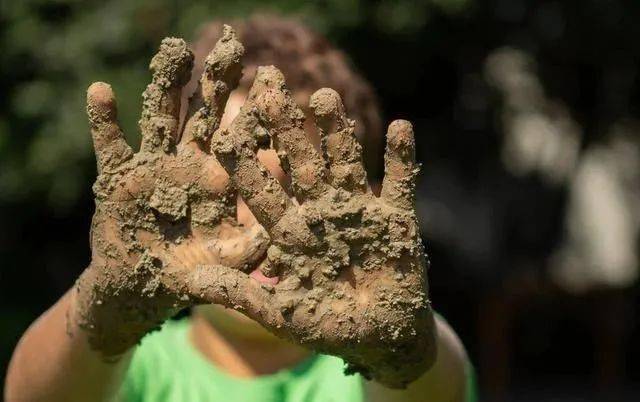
[[149, 181, 189, 221]]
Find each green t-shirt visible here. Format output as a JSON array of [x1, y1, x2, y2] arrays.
[[120, 319, 477, 402]]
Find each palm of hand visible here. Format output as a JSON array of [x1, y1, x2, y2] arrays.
[[91, 143, 261, 274], [265, 187, 435, 388]]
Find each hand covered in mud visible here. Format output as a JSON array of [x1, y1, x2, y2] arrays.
[[75, 28, 270, 356], [205, 67, 436, 388]]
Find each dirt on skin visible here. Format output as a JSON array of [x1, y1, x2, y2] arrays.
[[75, 25, 435, 389]]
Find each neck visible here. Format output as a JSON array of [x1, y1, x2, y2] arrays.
[[189, 313, 310, 378]]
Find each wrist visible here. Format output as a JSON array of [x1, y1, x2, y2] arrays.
[[71, 265, 152, 358]]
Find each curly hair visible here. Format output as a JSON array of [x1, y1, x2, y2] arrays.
[[185, 14, 384, 180]]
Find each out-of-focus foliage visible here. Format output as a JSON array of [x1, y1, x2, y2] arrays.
[[0, 0, 470, 212]]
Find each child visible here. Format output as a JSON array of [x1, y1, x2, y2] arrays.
[[6, 15, 475, 402]]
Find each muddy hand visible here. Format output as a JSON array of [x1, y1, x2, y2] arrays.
[[75, 27, 269, 357], [208, 67, 436, 388]]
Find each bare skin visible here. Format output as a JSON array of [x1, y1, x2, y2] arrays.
[[5, 25, 468, 402]]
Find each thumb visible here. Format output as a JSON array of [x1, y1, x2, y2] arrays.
[[165, 223, 269, 272], [214, 224, 270, 271], [186, 265, 285, 330]]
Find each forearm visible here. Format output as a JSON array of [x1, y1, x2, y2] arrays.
[[5, 289, 133, 402], [365, 315, 470, 402]]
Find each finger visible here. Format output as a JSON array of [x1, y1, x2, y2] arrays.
[[187, 265, 285, 331], [86, 82, 133, 172], [380, 120, 419, 210], [212, 108, 320, 249], [211, 114, 293, 232], [309, 88, 367, 194], [250, 66, 329, 202], [207, 224, 270, 271], [181, 25, 244, 148], [139, 37, 194, 153]]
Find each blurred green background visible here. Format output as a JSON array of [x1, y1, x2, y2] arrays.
[[2, 1, 640, 401]]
